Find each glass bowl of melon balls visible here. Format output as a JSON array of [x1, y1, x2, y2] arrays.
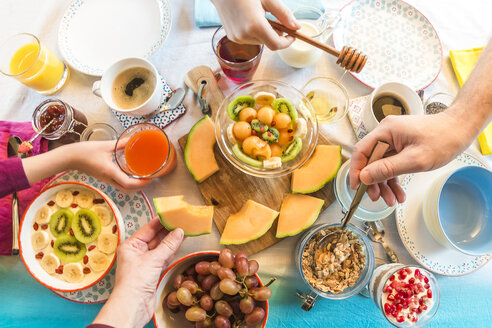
[[215, 80, 319, 178]]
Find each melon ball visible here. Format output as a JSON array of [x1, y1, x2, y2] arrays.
[[277, 129, 293, 146], [239, 107, 257, 123], [257, 106, 275, 126], [273, 113, 291, 129], [270, 143, 282, 157], [242, 136, 266, 157], [233, 121, 252, 140], [254, 144, 272, 160]]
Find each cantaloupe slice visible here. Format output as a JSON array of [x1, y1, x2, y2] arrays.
[[184, 116, 219, 183], [154, 196, 213, 236], [291, 145, 342, 194], [276, 194, 324, 238], [220, 200, 279, 245]]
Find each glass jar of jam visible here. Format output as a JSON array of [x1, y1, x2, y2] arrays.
[[32, 99, 88, 145]]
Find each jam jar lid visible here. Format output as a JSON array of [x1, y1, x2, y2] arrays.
[[334, 160, 396, 222]]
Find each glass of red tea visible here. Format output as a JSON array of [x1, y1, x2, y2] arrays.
[[212, 26, 263, 83]]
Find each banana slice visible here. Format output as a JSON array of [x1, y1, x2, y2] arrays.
[[75, 190, 94, 208], [226, 124, 237, 144], [263, 157, 282, 169], [97, 233, 118, 254], [293, 118, 307, 138], [34, 205, 51, 225], [89, 251, 110, 272], [40, 253, 60, 274], [55, 190, 73, 208], [92, 205, 113, 226], [254, 92, 276, 106], [63, 263, 84, 283], [31, 231, 50, 251]]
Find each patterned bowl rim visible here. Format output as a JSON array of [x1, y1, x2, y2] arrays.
[[333, 0, 443, 90]]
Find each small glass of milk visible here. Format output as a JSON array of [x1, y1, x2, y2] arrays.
[[277, 7, 340, 68]]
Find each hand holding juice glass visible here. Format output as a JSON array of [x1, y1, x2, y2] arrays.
[[0, 33, 69, 94]]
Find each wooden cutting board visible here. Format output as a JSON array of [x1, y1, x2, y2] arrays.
[[181, 66, 344, 255]]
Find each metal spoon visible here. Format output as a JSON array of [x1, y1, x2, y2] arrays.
[[7, 136, 26, 255], [142, 88, 185, 123], [18, 119, 55, 153], [313, 141, 390, 275]]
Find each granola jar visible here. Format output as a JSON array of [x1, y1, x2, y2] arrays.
[[295, 223, 375, 310]]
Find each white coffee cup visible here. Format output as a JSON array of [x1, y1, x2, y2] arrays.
[[363, 82, 424, 132], [92, 57, 163, 116]]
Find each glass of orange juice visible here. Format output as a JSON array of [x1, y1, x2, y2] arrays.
[[0, 33, 69, 95], [114, 123, 177, 178]]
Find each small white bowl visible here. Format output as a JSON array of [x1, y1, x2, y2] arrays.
[[153, 251, 269, 328], [19, 181, 122, 292]]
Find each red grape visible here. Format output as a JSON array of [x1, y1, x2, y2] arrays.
[[245, 307, 266, 325], [244, 276, 259, 289], [214, 315, 231, 328], [185, 265, 196, 276], [184, 275, 196, 282], [215, 300, 233, 317], [210, 282, 224, 300], [248, 260, 259, 276], [250, 286, 272, 301], [235, 251, 248, 261], [177, 287, 193, 306], [235, 257, 249, 277], [239, 296, 255, 314], [209, 261, 221, 276], [219, 249, 235, 268], [173, 274, 184, 289], [219, 279, 241, 295], [217, 267, 236, 280], [197, 274, 206, 284], [195, 261, 211, 275], [167, 291, 180, 308], [199, 294, 213, 311], [201, 275, 219, 291], [185, 306, 206, 322], [181, 280, 200, 294], [229, 299, 241, 314], [195, 318, 213, 328]]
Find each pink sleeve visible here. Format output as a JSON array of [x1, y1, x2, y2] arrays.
[[0, 157, 30, 198]]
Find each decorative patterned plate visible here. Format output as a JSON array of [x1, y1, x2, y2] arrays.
[[396, 153, 492, 276], [45, 170, 154, 303], [58, 0, 172, 76], [333, 0, 442, 89]]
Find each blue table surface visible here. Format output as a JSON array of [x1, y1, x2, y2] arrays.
[[1, 254, 492, 328]]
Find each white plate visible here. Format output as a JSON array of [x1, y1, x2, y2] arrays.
[[58, 0, 172, 76], [333, 0, 442, 90], [396, 153, 492, 276]]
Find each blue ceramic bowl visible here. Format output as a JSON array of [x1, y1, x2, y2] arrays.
[[437, 166, 492, 256]]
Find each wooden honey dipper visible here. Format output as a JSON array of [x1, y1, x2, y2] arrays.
[[267, 19, 367, 73]]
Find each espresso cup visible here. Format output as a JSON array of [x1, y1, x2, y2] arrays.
[[92, 57, 163, 116], [363, 82, 423, 132]]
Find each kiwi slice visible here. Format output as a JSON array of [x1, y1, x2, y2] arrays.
[[281, 137, 302, 163], [72, 209, 101, 243], [262, 127, 279, 143], [251, 119, 269, 133], [232, 144, 262, 168], [54, 235, 87, 263], [227, 95, 255, 121], [273, 98, 298, 121], [49, 209, 74, 238]]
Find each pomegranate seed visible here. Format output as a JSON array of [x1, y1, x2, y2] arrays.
[[83, 255, 89, 264], [384, 285, 392, 293], [417, 308, 423, 314], [418, 286, 425, 293], [397, 316, 405, 323], [403, 303, 409, 309], [33, 223, 39, 231], [333, 107, 338, 112], [35, 252, 44, 259], [412, 316, 418, 323], [396, 304, 403, 312], [411, 307, 419, 313], [55, 269, 62, 274], [287, 129, 293, 133], [252, 130, 256, 135], [72, 191, 80, 196], [93, 199, 105, 204], [71, 203, 78, 208], [387, 295, 395, 301], [405, 268, 412, 274], [88, 245, 96, 251], [398, 269, 406, 275], [427, 290, 432, 298], [389, 275, 395, 281], [83, 267, 91, 274], [419, 298, 425, 305], [271, 120, 276, 126], [267, 132, 271, 137], [260, 126, 265, 132], [420, 305, 428, 311], [50, 240, 54, 247], [112, 225, 117, 234], [415, 269, 421, 277], [41, 224, 48, 230], [47, 200, 55, 206], [399, 273, 407, 280], [289, 136, 294, 141], [58, 265, 64, 273], [424, 276, 429, 283], [424, 284, 430, 289], [409, 278, 415, 284], [384, 303, 392, 315], [391, 311, 398, 318], [69, 228, 74, 236]]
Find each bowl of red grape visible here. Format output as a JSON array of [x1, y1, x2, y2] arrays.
[[153, 249, 272, 328]]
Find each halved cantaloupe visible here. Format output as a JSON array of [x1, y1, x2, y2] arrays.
[[291, 145, 342, 194], [276, 194, 324, 238], [220, 200, 279, 245], [154, 196, 213, 236], [184, 116, 219, 183]]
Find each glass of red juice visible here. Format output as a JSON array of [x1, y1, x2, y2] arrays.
[[212, 26, 263, 83], [114, 123, 177, 179]]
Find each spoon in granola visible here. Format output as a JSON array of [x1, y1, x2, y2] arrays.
[[313, 141, 389, 276]]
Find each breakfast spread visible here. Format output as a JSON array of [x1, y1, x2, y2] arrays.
[[162, 249, 271, 327], [31, 188, 117, 283], [225, 92, 307, 169]]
